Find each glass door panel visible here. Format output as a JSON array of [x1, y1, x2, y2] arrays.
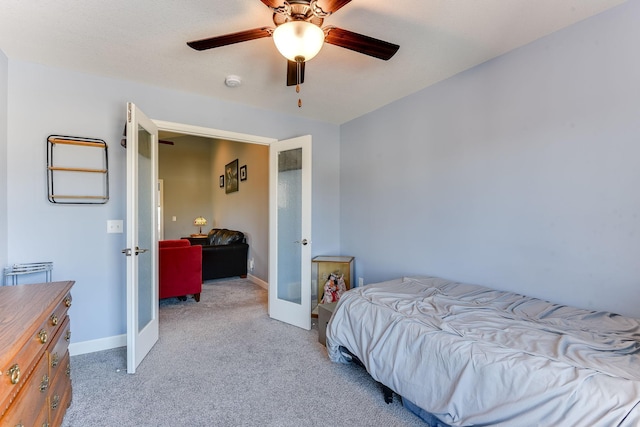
[[137, 126, 154, 332], [277, 148, 303, 304]]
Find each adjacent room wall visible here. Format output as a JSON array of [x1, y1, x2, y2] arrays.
[[159, 135, 269, 282], [211, 139, 269, 282], [340, 1, 640, 318], [6, 59, 341, 348], [159, 135, 214, 240], [0, 49, 7, 268]]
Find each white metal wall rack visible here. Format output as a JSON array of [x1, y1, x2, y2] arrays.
[[3, 262, 53, 286]]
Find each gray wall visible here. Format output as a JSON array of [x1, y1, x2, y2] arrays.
[[0, 51, 7, 268], [340, 1, 640, 318], [211, 140, 269, 281], [5, 59, 341, 345], [159, 136, 214, 240]]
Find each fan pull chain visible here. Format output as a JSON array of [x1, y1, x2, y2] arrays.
[[296, 60, 303, 108]]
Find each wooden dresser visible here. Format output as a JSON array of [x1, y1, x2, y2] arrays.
[[0, 281, 74, 427]]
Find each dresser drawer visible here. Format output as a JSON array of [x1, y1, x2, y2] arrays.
[[1, 313, 57, 415], [35, 403, 49, 427], [49, 292, 72, 333], [49, 316, 71, 381], [48, 351, 71, 427], [0, 352, 48, 427]]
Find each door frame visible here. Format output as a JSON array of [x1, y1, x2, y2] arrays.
[[154, 122, 314, 325], [153, 121, 276, 147], [153, 120, 278, 274]]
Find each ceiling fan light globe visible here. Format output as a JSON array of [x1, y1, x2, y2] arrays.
[[273, 21, 325, 62]]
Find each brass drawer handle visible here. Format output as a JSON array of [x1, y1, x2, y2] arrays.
[[40, 374, 49, 392], [66, 363, 71, 377], [38, 329, 48, 344], [50, 313, 59, 326], [7, 364, 20, 384], [51, 394, 60, 410], [64, 296, 72, 307], [51, 352, 59, 368], [65, 329, 71, 342]]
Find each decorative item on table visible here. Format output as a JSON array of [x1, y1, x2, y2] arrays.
[[321, 272, 347, 304], [191, 216, 207, 237]]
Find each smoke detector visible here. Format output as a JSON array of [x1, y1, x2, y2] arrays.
[[224, 75, 242, 88]]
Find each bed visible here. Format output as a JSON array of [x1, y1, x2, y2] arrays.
[[326, 276, 640, 426]]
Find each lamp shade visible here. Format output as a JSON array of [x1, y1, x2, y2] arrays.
[[272, 21, 325, 62]]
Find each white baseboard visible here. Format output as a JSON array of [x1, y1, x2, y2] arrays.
[[248, 274, 268, 290], [69, 334, 126, 356]]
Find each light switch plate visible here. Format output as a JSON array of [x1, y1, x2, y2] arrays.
[[107, 220, 123, 234]]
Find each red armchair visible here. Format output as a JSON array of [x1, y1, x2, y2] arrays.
[[159, 239, 202, 302]]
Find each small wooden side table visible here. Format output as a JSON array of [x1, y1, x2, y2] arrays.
[[311, 256, 354, 315]]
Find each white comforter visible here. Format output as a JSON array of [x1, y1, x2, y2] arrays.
[[326, 276, 640, 426]]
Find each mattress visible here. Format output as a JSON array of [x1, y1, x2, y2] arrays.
[[326, 276, 640, 426]]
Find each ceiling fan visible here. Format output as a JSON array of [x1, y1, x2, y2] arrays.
[[187, 0, 400, 92]]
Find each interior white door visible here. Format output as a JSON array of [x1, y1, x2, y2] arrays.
[[124, 102, 159, 373], [268, 135, 312, 330]]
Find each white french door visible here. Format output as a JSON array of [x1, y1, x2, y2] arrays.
[[268, 135, 312, 330], [124, 102, 159, 373]]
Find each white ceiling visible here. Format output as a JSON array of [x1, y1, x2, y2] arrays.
[[0, 0, 626, 124]]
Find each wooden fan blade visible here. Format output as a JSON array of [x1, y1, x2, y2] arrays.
[[318, 0, 353, 13], [287, 61, 306, 86], [324, 27, 399, 60], [259, 0, 282, 7], [187, 28, 271, 51]]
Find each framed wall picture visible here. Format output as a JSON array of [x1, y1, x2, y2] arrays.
[[225, 159, 239, 194], [219, 175, 224, 188], [240, 165, 247, 181]]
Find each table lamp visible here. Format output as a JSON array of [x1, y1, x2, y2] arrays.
[[193, 216, 207, 236]]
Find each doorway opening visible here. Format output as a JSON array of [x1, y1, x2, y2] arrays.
[[153, 120, 313, 330], [154, 120, 275, 287]]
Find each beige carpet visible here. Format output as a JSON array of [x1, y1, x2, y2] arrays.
[[62, 278, 425, 426]]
